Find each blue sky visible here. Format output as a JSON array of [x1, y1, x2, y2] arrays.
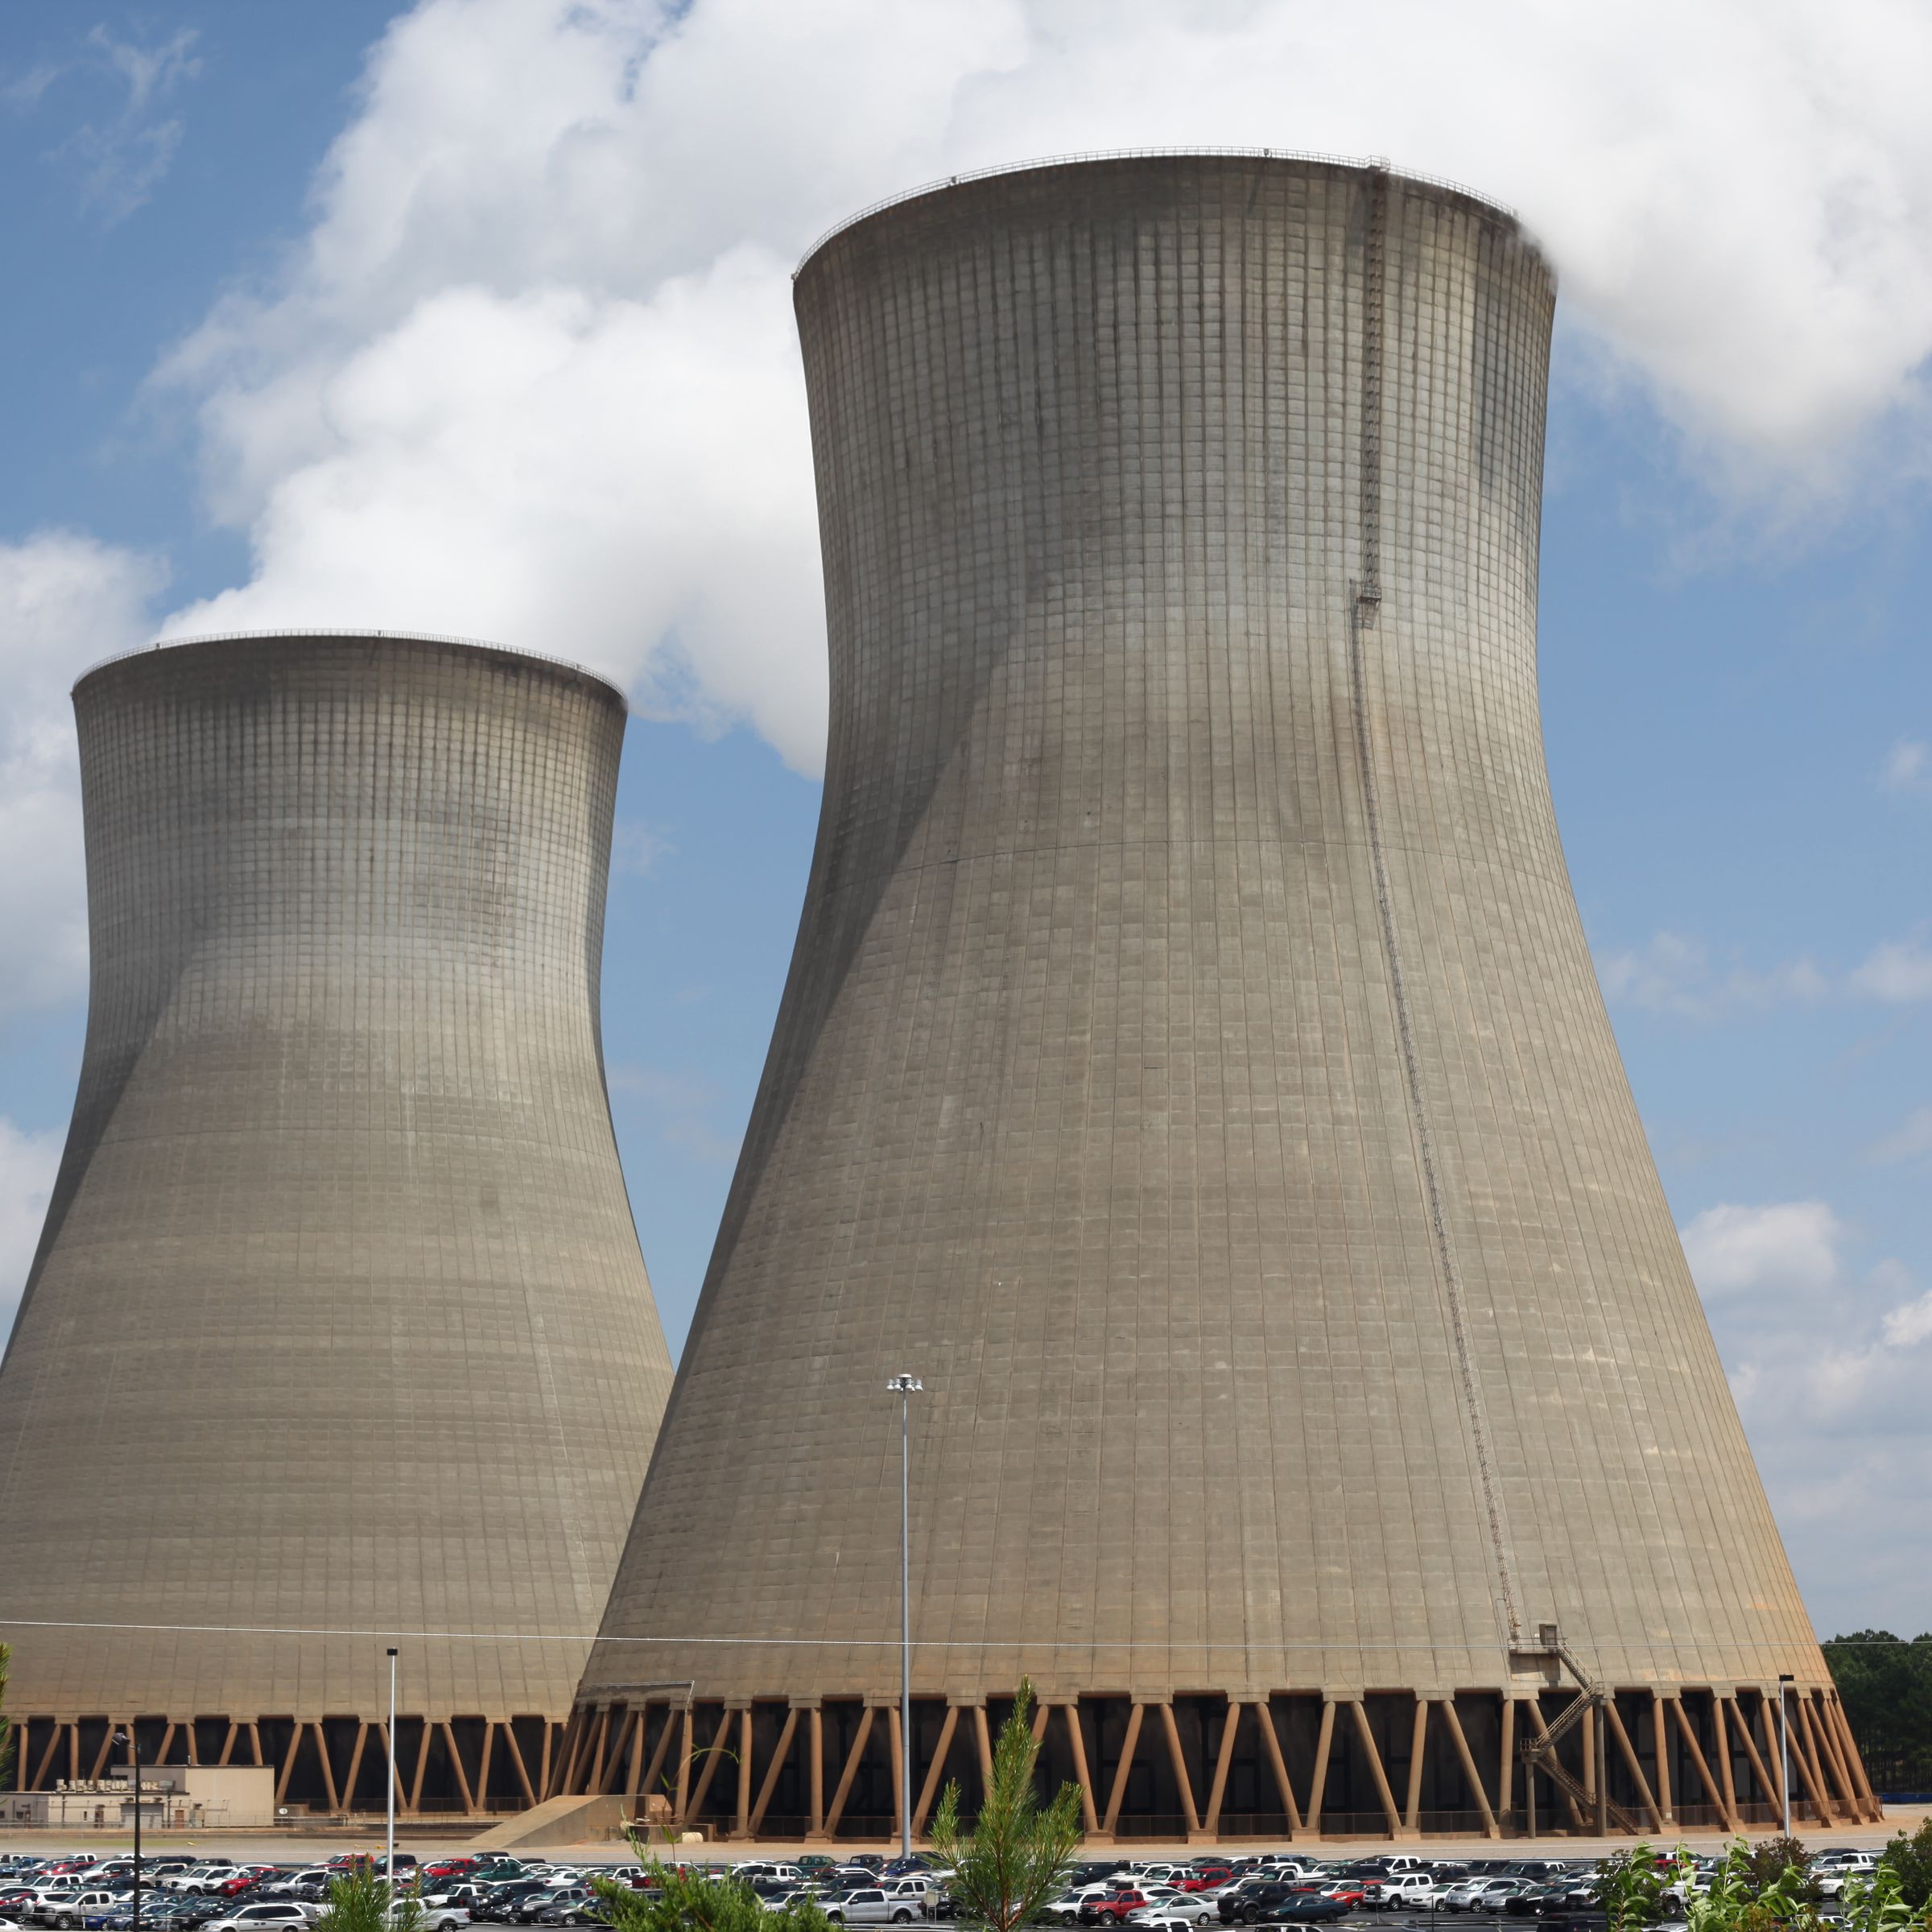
[[1, 0, 1927, 1640]]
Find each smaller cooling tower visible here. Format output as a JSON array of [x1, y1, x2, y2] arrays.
[[0, 633, 675, 1816]]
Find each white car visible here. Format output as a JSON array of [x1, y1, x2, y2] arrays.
[[1816, 1863, 1879, 1901], [1042, 1889, 1119, 1926], [161, 1870, 234, 1896], [1371, 1875, 1439, 1909], [205, 1908, 325, 1932], [1439, 1879, 1528, 1913], [1128, 1905, 1220, 1931]]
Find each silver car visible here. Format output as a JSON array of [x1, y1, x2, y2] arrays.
[[823, 1891, 921, 1926]]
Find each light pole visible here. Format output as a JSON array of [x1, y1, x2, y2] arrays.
[[386, 1648, 399, 1922], [112, 1728, 141, 1932], [886, 1374, 923, 1860], [1777, 1672, 1795, 1834]]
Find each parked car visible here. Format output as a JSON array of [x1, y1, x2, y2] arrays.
[[159, 1873, 231, 1897], [1045, 1890, 1121, 1926], [1261, 1900, 1348, 1926], [479, 1889, 551, 1922], [1313, 1887, 1374, 1912], [40, 1891, 126, 1930], [514, 1893, 592, 1926], [822, 1891, 920, 1926], [1816, 1861, 1879, 1901], [49, 1892, 128, 1930], [1177, 1873, 1236, 1897], [1439, 1879, 1532, 1914], [213, 1874, 281, 1903], [203, 1905, 322, 1932], [1081, 1892, 1191, 1928], [1365, 1875, 1439, 1911], [1129, 1905, 1219, 1931]]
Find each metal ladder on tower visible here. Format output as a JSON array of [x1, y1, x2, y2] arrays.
[[1513, 1623, 1644, 1836]]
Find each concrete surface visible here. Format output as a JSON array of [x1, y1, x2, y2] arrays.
[[0, 634, 675, 1744], [575, 154, 1834, 1831]]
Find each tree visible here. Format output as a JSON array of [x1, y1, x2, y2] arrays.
[[1742, 1835, 1821, 1905], [1839, 1866, 1927, 1932], [1682, 1841, 1817, 1932], [928, 1678, 1084, 1932], [1825, 1632, 1932, 1792], [1592, 1846, 1669, 1932], [313, 1867, 423, 1932], [1878, 1818, 1932, 1912], [590, 1833, 829, 1932]]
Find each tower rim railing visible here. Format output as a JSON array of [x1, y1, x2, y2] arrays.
[[795, 146, 1522, 275], [74, 627, 629, 709]]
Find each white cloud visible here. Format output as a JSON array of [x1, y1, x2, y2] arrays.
[[608, 1063, 741, 1166], [1596, 931, 1828, 1018], [1882, 1287, 1932, 1348], [1683, 1203, 1932, 1623], [1680, 1199, 1845, 1301], [149, 0, 1932, 776], [52, 26, 202, 224], [1880, 739, 1931, 795], [1847, 932, 1932, 1002], [1598, 926, 1932, 1015], [0, 1117, 62, 1345], [0, 534, 167, 1018], [1869, 1105, 1932, 1162], [611, 821, 675, 877], [165, 258, 827, 768]]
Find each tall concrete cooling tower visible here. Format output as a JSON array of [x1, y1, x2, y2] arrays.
[[562, 155, 1873, 1842], [0, 632, 675, 1818]]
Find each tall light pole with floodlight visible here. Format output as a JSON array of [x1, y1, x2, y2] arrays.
[[886, 1374, 923, 1856], [386, 1648, 399, 1921], [111, 1727, 141, 1932]]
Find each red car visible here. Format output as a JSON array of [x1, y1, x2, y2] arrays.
[[1179, 1872, 1235, 1895], [421, 1862, 481, 1884], [1082, 1892, 1164, 1926], [216, 1868, 279, 1898]]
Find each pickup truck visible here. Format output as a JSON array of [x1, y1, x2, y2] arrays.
[[1080, 1892, 1190, 1928], [823, 1891, 923, 1926], [1364, 1875, 1438, 1910], [36, 1891, 126, 1929]]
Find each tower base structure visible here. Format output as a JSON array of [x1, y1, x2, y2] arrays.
[[549, 1685, 1877, 1841], [9, 1713, 565, 1821]]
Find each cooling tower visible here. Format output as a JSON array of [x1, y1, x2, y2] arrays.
[[564, 154, 1873, 1840], [0, 632, 675, 1816]]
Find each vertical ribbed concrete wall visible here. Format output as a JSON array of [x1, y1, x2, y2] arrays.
[[576, 153, 1852, 1835], [0, 634, 674, 1802]]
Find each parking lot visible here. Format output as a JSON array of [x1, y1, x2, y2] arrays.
[[0, 1839, 1913, 1932]]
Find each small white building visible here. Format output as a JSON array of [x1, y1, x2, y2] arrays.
[[9, 1765, 275, 1830]]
